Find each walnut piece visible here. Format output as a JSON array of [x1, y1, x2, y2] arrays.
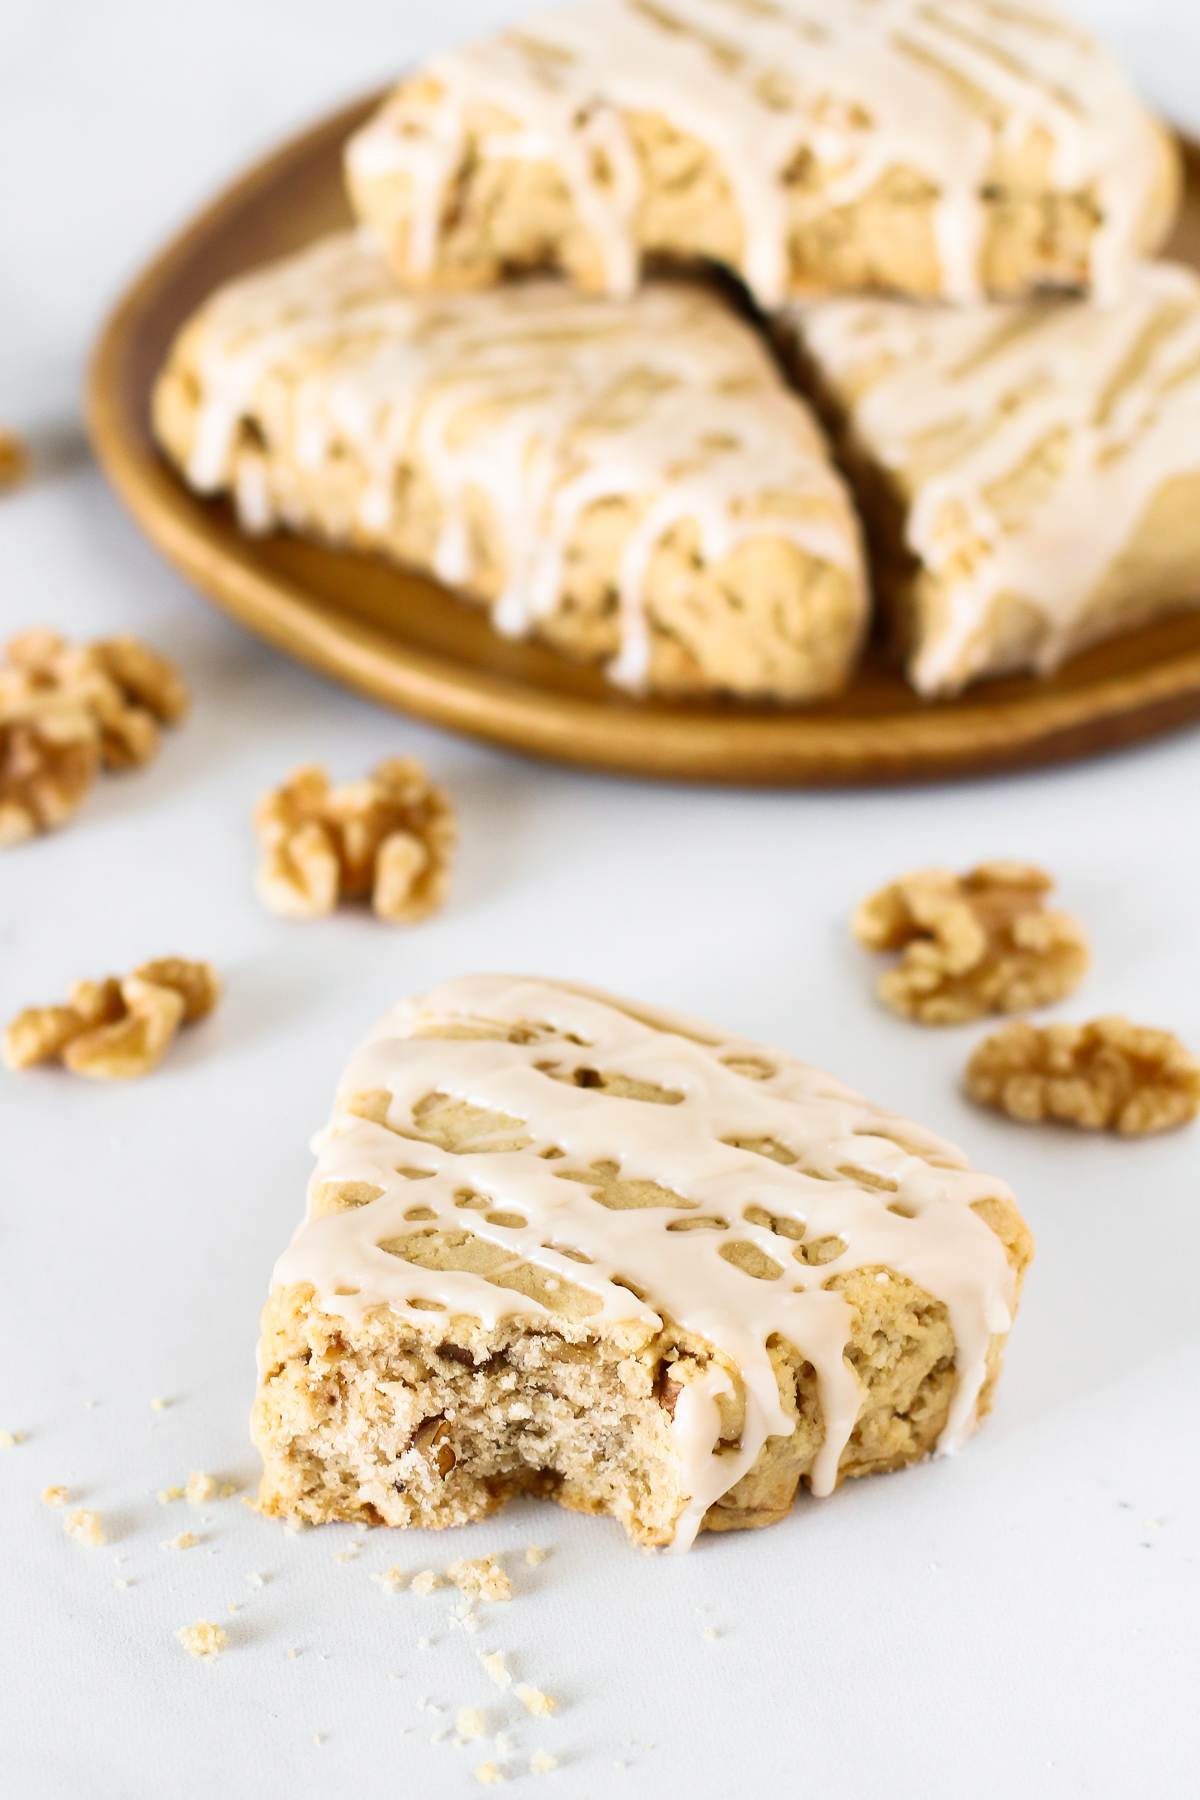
[[0, 430, 28, 490], [254, 758, 455, 924], [0, 629, 189, 845], [966, 1016, 1200, 1135], [852, 861, 1089, 1024], [3, 958, 221, 1080]]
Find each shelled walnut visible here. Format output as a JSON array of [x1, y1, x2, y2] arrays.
[[852, 861, 1089, 1024], [3, 958, 221, 1081], [0, 430, 30, 490], [254, 758, 456, 924], [965, 1016, 1200, 1135], [0, 629, 189, 846]]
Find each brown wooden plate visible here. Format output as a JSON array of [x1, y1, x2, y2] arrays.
[[86, 95, 1200, 785]]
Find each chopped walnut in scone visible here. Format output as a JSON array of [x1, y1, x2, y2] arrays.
[[966, 1017, 1200, 1136], [3, 958, 221, 1080], [0, 629, 189, 846], [254, 759, 455, 925], [852, 863, 1088, 1025]]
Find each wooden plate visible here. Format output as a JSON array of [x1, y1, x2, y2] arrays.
[[87, 96, 1200, 786]]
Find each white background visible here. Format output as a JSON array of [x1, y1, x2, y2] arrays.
[[2, 4, 1198, 1795]]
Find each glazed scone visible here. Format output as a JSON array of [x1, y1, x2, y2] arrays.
[[252, 976, 1032, 1549], [781, 261, 1200, 696], [152, 232, 868, 701], [345, 0, 1179, 308]]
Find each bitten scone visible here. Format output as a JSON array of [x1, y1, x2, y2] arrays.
[[345, 0, 1178, 308], [782, 261, 1200, 695], [152, 232, 867, 700], [252, 976, 1032, 1549]]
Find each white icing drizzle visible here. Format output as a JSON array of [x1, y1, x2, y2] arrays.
[[346, 0, 1166, 305], [787, 261, 1200, 693], [173, 230, 862, 693], [268, 976, 1018, 1549]]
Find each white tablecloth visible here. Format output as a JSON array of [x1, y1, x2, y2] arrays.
[[2, 4, 1197, 1794]]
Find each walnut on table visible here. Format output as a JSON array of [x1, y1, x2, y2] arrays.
[[254, 758, 456, 924], [3, 958, 221, 1080], [0, 629, 189, 846], [966, 1016, 1200, 1135], [852, 861, 1089, 1025], [0, 430, 29, 490]]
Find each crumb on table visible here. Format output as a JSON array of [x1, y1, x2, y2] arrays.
[[64, 1508, 105, 1547], [177, 1621, 228, 1659], [514, 1683, 557, 1717], [41, 1485, 68, 1507]]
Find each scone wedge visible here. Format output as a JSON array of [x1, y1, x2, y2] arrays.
[[153, 232, 867, 701], [782, 262, 1200, 695], [346, 0, 1178, 307], [253, 977, 1032, 1549]]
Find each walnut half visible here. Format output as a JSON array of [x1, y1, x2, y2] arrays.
[[3, 958, 221, 1081], [254, 758, 455, 924], [0, 629, 189, 846], [965, 1016, 1200, 1135], [852, 861, 1089, 1025]]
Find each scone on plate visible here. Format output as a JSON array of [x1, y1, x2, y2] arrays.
[[781, 261, 1200, 696], [252, 976, 1032, 1549], [345, 0, 1179, 308], [152, 232, 868, 701]]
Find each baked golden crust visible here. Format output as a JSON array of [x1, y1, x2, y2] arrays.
[[153, 232, 868, 702], [345, 2, 1179, 306], [252, 977, 1032, 1547]]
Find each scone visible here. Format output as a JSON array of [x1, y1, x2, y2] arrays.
[[781, 261, 1200, 696], [153, 232, 868, 701], [345, 0, 1179, 308], [252, 976, 1032, 1549]]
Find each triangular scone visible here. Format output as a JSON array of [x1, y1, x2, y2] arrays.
[[153, 232, 867, 702], [252, 976, 1032, 1549], [781, 262, 1200, 696], [345, 0, 1178, 308]]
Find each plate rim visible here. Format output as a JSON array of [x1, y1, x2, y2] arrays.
[[85, 96, 1200, 787]]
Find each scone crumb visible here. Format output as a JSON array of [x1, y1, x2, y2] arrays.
[[480, 1652, 511, 1689], [531, 1750, 559, 1774], [332, 1544, 362, 1563], [246, 1572, 266, 1588], [445, 1555, 512, 1602], [161, 1532, 198, 1550], [700, 1626, 719, 1641], [312, 1733, 324, 1746], [514, 1683, 557, 1717], [177, 1621, 227, 1659], [373, 1565, 407, 1594], [150, 1397, 168, 1411], [64, 1508, 105, 1547], [218, 1481, 238, 1498], [524, 1544, 548, 1566], [456, 1708, 485, 1741], [410, 1568, 441, 1595], [185, 1471, 217, 1504], [0, 1429, 22, 1449], [41, 1485, 68, 1507], [474, 1763, 503, 1787], [157, 1486, 183, 1504], [254, 759, 456, 925], [966, 1016, 1200, 1134], [853, 862, 1088, 1024]]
